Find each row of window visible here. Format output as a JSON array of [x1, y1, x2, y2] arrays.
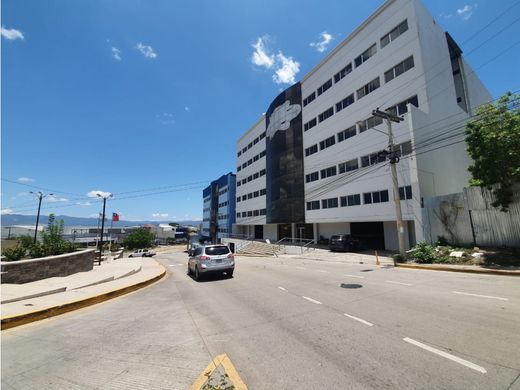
[[237, 168, 266, 187], [305, 141, 412, 183], [236, 188, 267, 202], [217, 214, 229, 220], [218, 187, 228, 196], [238, 132, 266, 157], [306, 185, 412, 211], [302, 19, 409, 107], [237, 208, 267, 219], [237, 149, 266, 171], [218, 201, 229, 208]]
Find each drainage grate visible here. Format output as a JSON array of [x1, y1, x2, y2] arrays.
[[340, 283, 363, 289]]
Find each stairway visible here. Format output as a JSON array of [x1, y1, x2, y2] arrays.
[[236, 241, 282, 257]]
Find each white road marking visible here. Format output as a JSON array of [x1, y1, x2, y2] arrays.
[[177, 263, 184, 266], [302, 296, 322, 305], [296, 266, 307, 270], [318, 270, 329, 273], [403, 337, 487, 374], [452, 291, 508, 301], [169, 265, 176, 267], [278, 286, 287, 292], [344, 274, 365, 279], [386, 280, 413, 286], [344, 313, 374, 327]]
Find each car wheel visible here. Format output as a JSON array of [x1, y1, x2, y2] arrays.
[[194, 266, 200, 281], [129, 254, 133, 258], [226, 269, 234, 278], [187, 265, 192, 276]]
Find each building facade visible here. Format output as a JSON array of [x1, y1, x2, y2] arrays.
[[202, 173, 236, 243], [234, 0, 491, 250]]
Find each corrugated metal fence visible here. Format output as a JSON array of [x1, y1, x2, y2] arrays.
[[423, 186, 520, 248]]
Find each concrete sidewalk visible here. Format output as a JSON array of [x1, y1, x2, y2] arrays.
[[1, 257, 166, 330]]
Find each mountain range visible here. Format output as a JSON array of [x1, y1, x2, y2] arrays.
[[1, 214, 201, 227]]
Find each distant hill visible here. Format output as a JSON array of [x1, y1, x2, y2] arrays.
[[1, 214, 201, 227]]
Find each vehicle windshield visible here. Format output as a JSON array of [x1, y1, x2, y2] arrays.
[[205, 246, 230, 256]]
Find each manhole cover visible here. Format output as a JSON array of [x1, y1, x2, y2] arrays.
[[24, 303, 34, 306], [341, 283, 363, 289], [360, 269, 374, 272]]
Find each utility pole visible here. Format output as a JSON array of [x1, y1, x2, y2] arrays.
[[30, 191, 53, 244], [96, 192, 112, 265], [372, 109, 406, 257]]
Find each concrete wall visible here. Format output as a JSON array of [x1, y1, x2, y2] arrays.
[[317, 222, 350, 239], [1, 249, 95, 284]]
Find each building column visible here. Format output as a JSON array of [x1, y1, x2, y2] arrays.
[[313, 223, 319, 243], [291, 223, 296, 242]]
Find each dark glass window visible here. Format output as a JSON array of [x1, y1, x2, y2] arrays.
[[336, 93, 355, 113], [305, 171, 319, 183], [380, 20, 408, 48], [320, 166, 337, 179], [304, 118, 317, 131], [305, 144, 318, 157], [354, 44, 377, 67], [306, 200, 320, 210], [334, 63, 352, 83], [319, 136, 335, 151], [338, 158, 358, 173], [337, 125, 357, 142], [318, 107, 334, 123], [205, 246, 230, 255], [303, 92, 316, 107], [387, 95, 419, 116], [384, 56, 414, 83], [399, 185, 412, 200], [357, 77, 380, 99], [317, 79, 332, 96], [322, 197, 338, 209]]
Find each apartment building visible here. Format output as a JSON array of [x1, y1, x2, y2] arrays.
[[202, 172, 236, 243], [234, 0, 491, 250]]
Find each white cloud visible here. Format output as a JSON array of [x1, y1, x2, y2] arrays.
[[136, 43, 157, 59], [310, 32, 333, 53], [457, 4, 475, 21], [251, 37, 275, 69], [185, 106, 190, 112], [76, 201, 92, 206], [111, 47, 122, 61], [46, 195, 69, 203], [1, 26, 24, 40], [87, 190, 112, 198], [1, 208, 14, 215], [272, 52, 300, 85], [152, 213, 169, 218], [439, 12, 453, 19], [158, 112, 175, 125], [17, 177, 34, 182]]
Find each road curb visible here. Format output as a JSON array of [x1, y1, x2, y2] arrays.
[[1, 264, 167, 330], [396, 263, 520, 276]]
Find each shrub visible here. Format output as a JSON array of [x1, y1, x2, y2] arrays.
[[435, 235, 450, 246], [1, 246, 26, 261], [409, 241, 437, 263], [392, 253, 406, 263]]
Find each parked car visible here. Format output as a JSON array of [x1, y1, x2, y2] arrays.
[[329, 234, 361, 252], [128, 249, 156, 257], [187, 244, 234, 280]]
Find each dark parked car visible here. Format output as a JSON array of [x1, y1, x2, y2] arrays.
[[329, 234, 361, 252]]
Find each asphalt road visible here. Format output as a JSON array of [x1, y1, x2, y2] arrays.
[[2, 249, 520, 390]]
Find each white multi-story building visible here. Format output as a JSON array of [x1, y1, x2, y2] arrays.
[[202, 173, 236, 243], [234, 0, 491, 250]]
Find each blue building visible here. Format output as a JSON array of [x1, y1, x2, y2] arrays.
[[202, 172, 236, 243]]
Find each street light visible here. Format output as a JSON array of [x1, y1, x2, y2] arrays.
[[96, 192, 113, 264], [29, 191, 53, 244]]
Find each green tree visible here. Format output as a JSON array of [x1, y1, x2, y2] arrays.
[[123, 227, 154, 250], [29, 214, 76, 257], [466, 92, 520, 211]]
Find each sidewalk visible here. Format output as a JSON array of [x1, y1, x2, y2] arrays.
[[1, 256, 166, 330]]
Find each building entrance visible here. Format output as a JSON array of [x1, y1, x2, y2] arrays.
[[350, 222, 385, 250]]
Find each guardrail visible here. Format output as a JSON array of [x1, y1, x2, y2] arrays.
[[275, 237, 316, 254]]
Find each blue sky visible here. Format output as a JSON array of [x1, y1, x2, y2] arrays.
[[2, 0, 519, 222]]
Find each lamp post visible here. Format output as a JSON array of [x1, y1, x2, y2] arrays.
[[29, 191, 53, 244], [96, 192, 113, 264]]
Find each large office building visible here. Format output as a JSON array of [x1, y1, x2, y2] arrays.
[[233, 0, 491, 250], [202, 173, 236, 243]]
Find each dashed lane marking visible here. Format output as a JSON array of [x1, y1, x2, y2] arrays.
[[302, 296, 322, 305], [344, 313, 374, 327], [386, 280, 413, 286], [318, 270, 329, 273], [403, 337, 487, 374], [278, 286, 287, 292], [452, 291, 508, 301], [296, 266, 307, 270], [343, 274, 365, 279]]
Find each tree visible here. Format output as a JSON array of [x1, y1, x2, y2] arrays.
[[123, 227, 154, 250], [466, 92, 520, 211]]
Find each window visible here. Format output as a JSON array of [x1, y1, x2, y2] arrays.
[[317, 79, 332, 96], [319, 136, 335, 150], [305, 171, 319, 183], [303, 92, 316, 107], [253, 172, 259, 179], [254, 191, 259, 198], [318, 107, 334, 123], [338, 158, 358, 173], [237, 166, 241, 172], [260, 208, 267, 215], [237, 197, 241, 202], [320, 166, 337, 179], [260, 150, 266, 158], [247, 193, 253, 199], [305, 144, 318, 157], [242, 212, 247, 217], [237, 212, 240, 219], [337, 126, 357, 142], [354, 44, 377, 67], [237, 181, 241, 187], [247, 211, 253, 217], [304, 118, 317, 131], [358, 115, 383, 133], [381, 19, 408, 48], [254, 210, 260, 216], [363, 190, 389, 204], [321, 197, 338, 209], [335, 93, 355, 113], [384, 56, 414, 83], [253, 155, 259, 162], [247, 159, 252, 166], [260, 188, 266, 195], [306, 200, 320, 210], [399, 185, 413, 200], [242, 162, 247, 169], [340, 194, 361, 207], [242, 147, 247, 153], [254, 137, 259, 144], [357, 77, 380, 99], [334, 63, 352, 83], [241, 179, 246, 185], [361, 151, 386, 167], [387, 95, 419, 117], [247, 176, 252, 182], [260, 169, 266, 176], [247, 142, 253, 149], [237, 151, 242, 157], [242, 195, 246, 201], [259, 131, 266, 140]]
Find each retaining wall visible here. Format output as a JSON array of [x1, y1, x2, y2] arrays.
[[1, 249, 95, 284]]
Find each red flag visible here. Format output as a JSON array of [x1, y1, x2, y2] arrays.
[[112, 212, 120, 222]]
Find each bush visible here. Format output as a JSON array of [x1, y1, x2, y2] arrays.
[[123, 227, 154, 250], [1, 246, 26, 261], [392, 253, 406, 263], [409, 241, 437, 263], [435, 235, 450, 246]]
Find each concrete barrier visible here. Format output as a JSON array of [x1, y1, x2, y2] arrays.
[[1, 249, 95, 284]]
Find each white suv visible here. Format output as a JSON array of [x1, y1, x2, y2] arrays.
[[129, 249, 156, 257]]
